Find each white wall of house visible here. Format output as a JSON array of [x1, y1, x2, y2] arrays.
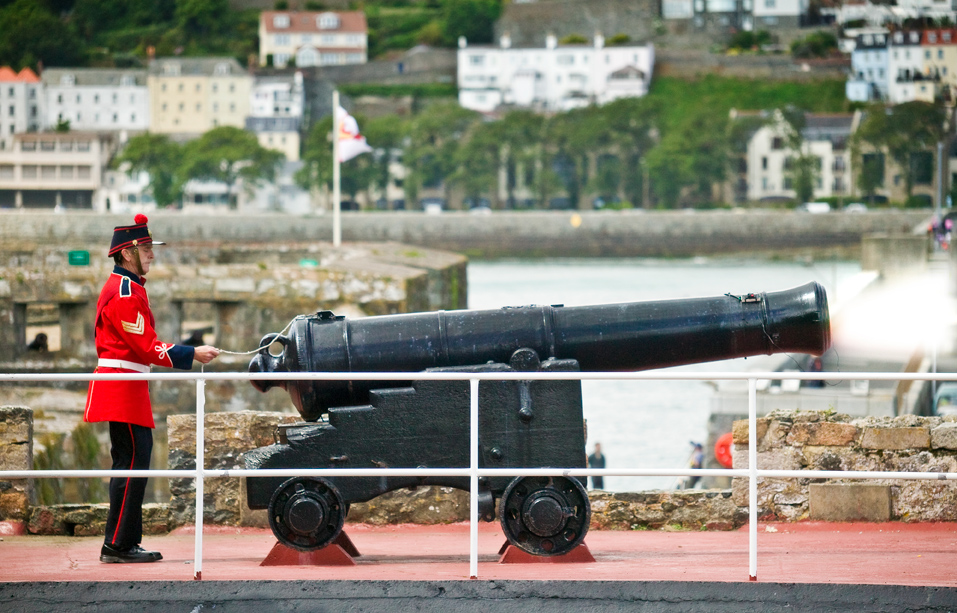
[[43, 69, 150, 133], [457, 34, 654, 113], [752, 0, 808, 18], [0, 69, 42, 146], [887, 31, 926, 103]]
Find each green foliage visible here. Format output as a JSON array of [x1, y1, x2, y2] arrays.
[[113, 133, 184, 208], [0, 0, 86, 69], [442, 0, 502, 45], [727, 29, 773, 52], [180, 126, 285, 209], [33, 433, 65, 505], [606, 33, 631, 46], [54, 118, 71, 133], [790, 30, 838, 59], [559, 34, 588, 45]]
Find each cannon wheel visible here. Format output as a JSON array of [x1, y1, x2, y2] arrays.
[[268, 477, 346, 552], [499, 475, 591, 556]]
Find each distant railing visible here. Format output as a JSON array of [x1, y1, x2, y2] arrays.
[[1, 369, 956, 581]]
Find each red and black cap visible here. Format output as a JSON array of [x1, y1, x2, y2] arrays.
[[108, 214, 166, 256]]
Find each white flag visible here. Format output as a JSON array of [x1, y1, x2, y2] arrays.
[[337, 106, 373, 162]]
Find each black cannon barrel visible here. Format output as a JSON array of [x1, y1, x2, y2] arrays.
[[250, 282, 830, 421]]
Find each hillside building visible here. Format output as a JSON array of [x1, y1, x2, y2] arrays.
[[0, 67, 41, 150], [259, 10, 368, 69], [736, 110, 859, 204], [846, 32, 889, 102], [147, 57, 252, 136], [457, 33, 654, 113], [42, 68, 149, 134], [0, 131, 115, 211], [246, 72, 305, 161]]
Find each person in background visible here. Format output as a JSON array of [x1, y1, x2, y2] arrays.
[[83, 214, 220, 563], [587, 442, 606, 490], [686, 442, 705, 489]]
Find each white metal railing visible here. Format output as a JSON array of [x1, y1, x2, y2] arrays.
[[2, 369, 957, 581]]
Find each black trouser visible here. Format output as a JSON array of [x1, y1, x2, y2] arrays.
[[104, 422, 152, 549]]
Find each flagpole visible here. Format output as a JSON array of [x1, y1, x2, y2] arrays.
[[332, 90, 342, 248]]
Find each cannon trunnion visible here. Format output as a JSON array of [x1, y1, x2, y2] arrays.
[[245, 282, 830, 556]]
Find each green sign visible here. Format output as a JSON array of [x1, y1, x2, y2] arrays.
[[68, 250, 90, 266]]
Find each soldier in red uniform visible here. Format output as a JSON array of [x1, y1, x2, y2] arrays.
[[84, 214, 220, 563]]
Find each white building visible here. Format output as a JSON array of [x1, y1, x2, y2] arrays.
[[846, 32, 889, 102], [752, 0, 808, 28], [42, 68, 150, 134], [742, 110, 858, 203], [0, 67, 41, 150], [259, 10, 367, 68], [458, 34, 655, 113], [888, 30, 933, 104], [247, 73, 305, 161], [0, 131, 115, 211]]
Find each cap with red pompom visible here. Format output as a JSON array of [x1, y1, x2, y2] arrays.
[[108, 214, 166, 256]]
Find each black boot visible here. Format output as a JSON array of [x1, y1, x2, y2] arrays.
[[100, 543, 163, 563]]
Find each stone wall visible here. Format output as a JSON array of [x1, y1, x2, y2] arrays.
[[732, 410, 957, 522], [0, 210, 930, 261], [0, 406, 32, 523]]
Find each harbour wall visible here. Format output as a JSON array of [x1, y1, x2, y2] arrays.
[[0, 209, 931, 259]]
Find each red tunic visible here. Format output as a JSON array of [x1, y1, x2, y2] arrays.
[[84, 268, 194, 428]]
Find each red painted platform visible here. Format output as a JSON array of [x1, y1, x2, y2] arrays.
[[1, 521, 956, 586]]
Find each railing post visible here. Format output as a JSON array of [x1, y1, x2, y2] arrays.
[[194, 378, 205, 581], [748, 377, 757, 582], [469, 377, 479, 579]]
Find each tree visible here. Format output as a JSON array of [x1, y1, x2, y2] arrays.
[[853, 101, 947, 201], [0, 0, 85, 69], [179, 127, 284, 210], [297, 114, 380, 207], [779, 108, 818, 204], [175, 0, 230, 39], [403, 102, 479, 208], [443, 0, 502, 45], [113, 133, 184, 208]]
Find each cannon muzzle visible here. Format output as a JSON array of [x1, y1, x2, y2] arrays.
[[249, 282, 830, 421]]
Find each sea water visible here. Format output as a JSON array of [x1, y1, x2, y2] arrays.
[[467, 257, 862, 492]]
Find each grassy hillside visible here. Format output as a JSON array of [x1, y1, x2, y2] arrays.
[[649, 75, 852, 131]]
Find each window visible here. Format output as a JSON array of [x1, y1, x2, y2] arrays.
[[60, 166, 73, 179], [60, 74, 75, 86], [22, 164, 37, 178], [196, 83, 201, 92], [557, 55, 574, 65], [40, 141, 55, 151], [179, 103, 184, 111], [112, 93, 118, 103], [929, 33, 938, 43], [8, 105, 13, 117], [178, 83, 184, 92], [112, 113, 118, 123], [41, 165, 56, 179], [78, 166, 91, 179], [761, 156, 768, 170], [162, 103, 168, 111], [121, 75, 135, 86], [321, 34, 335, 45], [131, 113, 136, 123], [212, 84, 218, 93], [76, 94, 81, 103], [771, 137, 783, 150], [301, 34, 312, 44], [765, 0, 775, 7], [60, 141, 72, 152], [275, 34, 291, 45], [229, 84, 235, 93], [273, 14, 290, 28], [925, 50, 931, 59], [214, 63, 230, 76], [57, 94, 62, 104], [230, 103, 235, 112], [318, 13, 339, 29], [469, 55, 485, 66], [939, 49, 944, 59], [196, 103, 201, 111], [162, 83, 167, 92], [94, 94, 99, 103], [77, 141, 90, 152]]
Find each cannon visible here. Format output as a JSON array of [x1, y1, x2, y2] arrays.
[[245, 282, 830, 556]]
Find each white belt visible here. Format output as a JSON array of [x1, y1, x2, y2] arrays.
[[97, 359, 150, 373]]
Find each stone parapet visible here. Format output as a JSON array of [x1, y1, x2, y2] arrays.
[[732, 410, 957, 522], [0, 406, 33, 522], [166, 411, 299, 528]]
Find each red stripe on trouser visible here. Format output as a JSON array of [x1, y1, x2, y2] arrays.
[[110, 423, 136, 546]]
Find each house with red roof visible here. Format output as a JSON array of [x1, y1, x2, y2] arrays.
[[259, 11, 367, 69], [0, 67, 42, 149]]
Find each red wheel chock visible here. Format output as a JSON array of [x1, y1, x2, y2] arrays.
[[498, 542, 596, 564], [260, 531, 360, 566]]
